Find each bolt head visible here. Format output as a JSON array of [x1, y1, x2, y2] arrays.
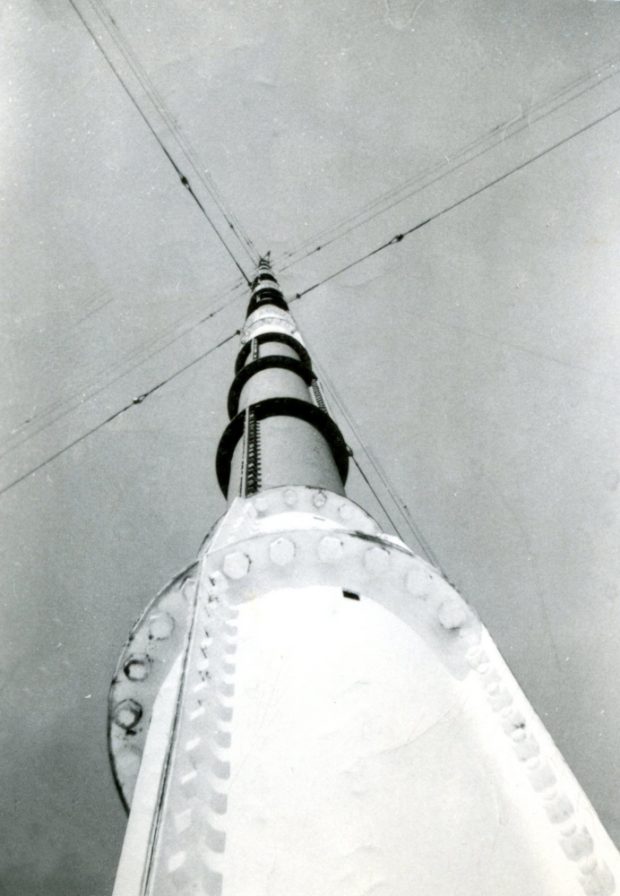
[[529, 762, 556, 795], [283, 488, 298, 507], [437, 598, 468, 630], [181, 577, 197, 601], [148, 612, 175, 641], [124, 655, 150, 682], [312, 490, 327, 508], [500, 709, 526, 735], [578, 856, 596, 875], [269, 537, 296, 566], [114, 698, 143, 731], [223, 552, 251, 579], [466, 646, 487, 670]]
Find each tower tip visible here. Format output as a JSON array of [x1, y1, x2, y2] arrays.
[[257, 252, 272, 270]]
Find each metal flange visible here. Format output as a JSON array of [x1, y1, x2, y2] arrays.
[[204, 519, 481, 680], [108, 486, 471, 810], [110, 487, 620, 896], [108, 563, 198, 811]]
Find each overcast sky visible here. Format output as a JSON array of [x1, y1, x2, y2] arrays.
[[2, 1, 620, 893]]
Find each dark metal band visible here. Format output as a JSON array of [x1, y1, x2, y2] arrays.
[[227, 355, 316, 419], [247, 287, 289, 315], [250, 272, 277, 290], [235, 332, 312, 375], [216, 397, 349, 496]]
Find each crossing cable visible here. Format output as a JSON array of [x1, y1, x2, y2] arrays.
[[0, 332, 239, 499], [89, 0, 256, 262], [0, 279, 246, 459], [4, 98, 618, 499], [316, 374, 406, 543], [280, 53, 620, 266], [351, 453, 411, 545], [292, 101, 620, 301], [307, 344, 441, 568], [279, 55, 620, 273], [86, 0, 259, 265], [27, 21, 615, 454], [362, 444, 441, 569], [350, 452, 441, 566], [67, 0, 252, 285]]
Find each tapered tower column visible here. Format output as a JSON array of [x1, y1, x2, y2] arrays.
[[217, 257, 348, 501], [109, 258, 620, 896]]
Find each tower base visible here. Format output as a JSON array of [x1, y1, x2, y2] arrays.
[[110, 486, 620, 896]]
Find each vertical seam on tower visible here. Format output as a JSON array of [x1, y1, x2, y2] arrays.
[[255, 418, 262, 491], [311, 380, 328, 414], [239, 408, 250, 498], [245, 408, 260, 495]]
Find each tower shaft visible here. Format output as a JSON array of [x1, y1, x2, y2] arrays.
[[110, 260, 620, 896], [217, 257, 347, 501]]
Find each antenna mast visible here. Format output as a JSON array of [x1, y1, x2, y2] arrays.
[[109, 261, 620, 896]]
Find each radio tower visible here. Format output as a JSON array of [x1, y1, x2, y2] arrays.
[[109, 258, 620, 895]]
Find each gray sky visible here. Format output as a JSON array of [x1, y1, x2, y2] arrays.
[[1, 1, 620, 893]]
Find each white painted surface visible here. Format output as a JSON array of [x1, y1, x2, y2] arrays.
[[218, 586, 614, 895]]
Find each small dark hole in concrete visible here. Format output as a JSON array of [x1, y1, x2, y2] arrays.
[[343, 589, 360, 601]]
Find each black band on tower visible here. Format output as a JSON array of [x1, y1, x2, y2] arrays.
[[216, 397, 349, 496], [247, 287, 289, 316], [227, 355, 316, 419], [235, 332, 312, 374], [250, 272, 277, 290]]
